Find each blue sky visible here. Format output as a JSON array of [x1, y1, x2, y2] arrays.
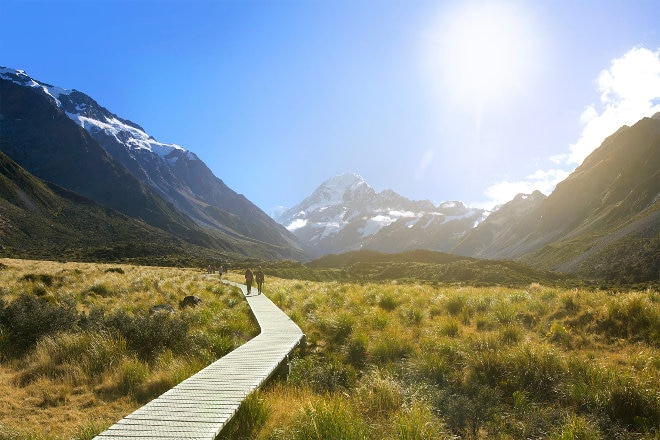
[[1, 0, 659, 213]]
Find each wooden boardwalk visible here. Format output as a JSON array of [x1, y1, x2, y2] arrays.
[[95, 280, 304, 439]]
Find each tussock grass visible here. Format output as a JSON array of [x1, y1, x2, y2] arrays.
[[0, 258, 257, 438], [2, 261, 658, 438], [244, 277, 659, 439]]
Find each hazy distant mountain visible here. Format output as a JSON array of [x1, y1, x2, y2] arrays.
[[275, 173, 487, 258], [512, 114, 660, 282], [452, 191, 547, 257], [279, 115, 659, 283], [0, 67, 304, 261], [451, 114, 659, 283]]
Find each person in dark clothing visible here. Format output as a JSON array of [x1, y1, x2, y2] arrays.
[[255, 267, 264, 294], [245, 268, 254, 295]]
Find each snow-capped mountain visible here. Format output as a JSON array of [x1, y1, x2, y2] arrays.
[[275, 173, 487, 258], [0, 67, 304, 259]]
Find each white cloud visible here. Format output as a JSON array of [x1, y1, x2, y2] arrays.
[[568, 47, 660, 164], [477, 46, 660, 210], [476, 168, 570, 209]]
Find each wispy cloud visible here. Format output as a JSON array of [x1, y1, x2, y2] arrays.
[[415, 148, 435, 181], [478, 46, 660, 210]]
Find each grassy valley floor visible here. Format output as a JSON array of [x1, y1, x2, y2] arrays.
[[0, 260, 658, 439]]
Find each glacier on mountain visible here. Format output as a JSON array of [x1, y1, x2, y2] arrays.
[[0, 67, 191, 162], [275, 173, 490, 257]]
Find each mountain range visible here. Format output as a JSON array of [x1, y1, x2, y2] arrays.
[[0, 67, 304, 262], [0, 67, 657, 283], [274, 173, 487, 258], [276, 115, 659, 283]]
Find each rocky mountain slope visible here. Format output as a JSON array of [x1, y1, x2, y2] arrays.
[[0, 67, 304, 261]]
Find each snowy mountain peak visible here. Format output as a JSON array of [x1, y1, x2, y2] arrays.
[[275, 172, 487, 258], [0, 66, 192, 162], [312, 173, 373, 205]]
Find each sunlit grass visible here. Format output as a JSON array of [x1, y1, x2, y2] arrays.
[[253, 277, 659, 439], [2, 260, 658, 438], [0, 258, 257, 438]]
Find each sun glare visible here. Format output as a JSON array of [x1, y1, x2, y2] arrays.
[[424, 1, 540, 106]]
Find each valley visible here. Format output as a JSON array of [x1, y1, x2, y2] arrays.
[[0, 258, 657, 439]]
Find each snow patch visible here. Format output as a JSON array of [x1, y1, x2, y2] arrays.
[[287, 218, 308, 231], [2, 67, 190, 160]]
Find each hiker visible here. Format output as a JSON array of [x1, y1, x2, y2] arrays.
[[218, 263, 223, 278], [255, 267, 264, 295], [245, 268, 254, 295]]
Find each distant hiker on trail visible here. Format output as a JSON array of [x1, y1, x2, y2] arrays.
[[218, 263, 223, 278], [255, 267, 264, 295], [245, 268, 254, 295]]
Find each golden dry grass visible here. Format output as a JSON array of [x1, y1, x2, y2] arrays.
[[1, 260, 658, 439], [0, 258, 256, 439]]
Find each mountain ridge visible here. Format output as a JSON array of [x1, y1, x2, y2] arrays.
[[277, 116, 659, 283], [0, 67, 304, 261], [275, 173, 487, 258]]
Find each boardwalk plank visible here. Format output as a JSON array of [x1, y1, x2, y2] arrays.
[[94, 279, 303, 439]]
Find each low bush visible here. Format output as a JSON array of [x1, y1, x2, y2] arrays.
[[0, 293, 78, 356], [105, 310, 189, 361]]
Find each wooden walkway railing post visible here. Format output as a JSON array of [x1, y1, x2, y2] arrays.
[[95, 279, 304, 439]]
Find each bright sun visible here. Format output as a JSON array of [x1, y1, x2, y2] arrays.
[[425, 1, 540, 106]]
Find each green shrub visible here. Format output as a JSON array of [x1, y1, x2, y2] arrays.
[[71, 418, 110, 440], [85, 282, 114, 297], [549, 414, 601, 440], [605, 378, 660, 430], [105, 310, 188, 361], [20, 273, 59, 287], [599, 294, 659, 345], [434, 385, 503, 437], [371, 333, 413, 363], [400, 306, 423, 325], [499, 324, 523, 345], [0, 293, 77, 355], [413, 351, 451, 386], [104, 267, 124, 274], [23, 331, 128, 383], [547, 321, 573, 348], [355, 370, 404, 417], [328, 312, 354, 343], [186, 331, 234, 361], [445, 294, 466, 316], [117, 357, 149, 395], [394, 403, 447, 440], [505, 344, 566, 400], [440, 319, 460, 337], [344, 332, 368, 369]]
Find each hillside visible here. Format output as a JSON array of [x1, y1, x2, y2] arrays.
[[0, 151, 229, 264], [464, 115, 659, 283], [255, 249, 574, 287]]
